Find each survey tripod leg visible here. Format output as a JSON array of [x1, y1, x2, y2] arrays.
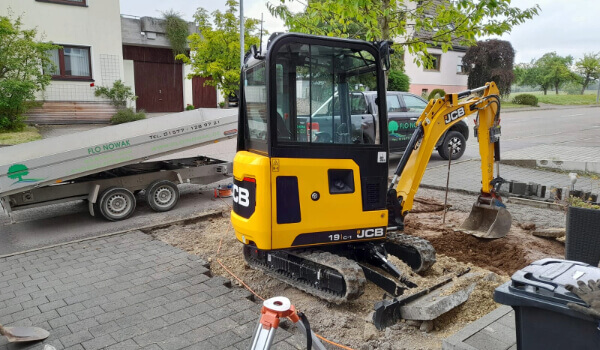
[[250, 296, 326, 350]]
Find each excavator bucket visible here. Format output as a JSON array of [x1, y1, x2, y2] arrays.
[[460, 202, 512, 239]]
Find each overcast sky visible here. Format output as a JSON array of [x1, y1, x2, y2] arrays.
[[120, 0, 600, 64]]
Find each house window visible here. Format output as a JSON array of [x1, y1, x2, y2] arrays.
[[456, 56, 468, 74], [36, 0, 87, 6], [47, 46, 92, 80], [425, 54, 441, 72]]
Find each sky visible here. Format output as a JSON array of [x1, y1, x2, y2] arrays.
[[120, 0, 600, 64]]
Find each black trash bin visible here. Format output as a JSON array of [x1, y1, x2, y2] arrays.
[[494, 258, 600, 350]]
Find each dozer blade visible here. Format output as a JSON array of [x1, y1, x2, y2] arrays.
[[460, 203, 512, 239]]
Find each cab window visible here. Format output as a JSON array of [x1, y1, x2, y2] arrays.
[[245, 63, 268, 142], [275, 43, 380, 145]]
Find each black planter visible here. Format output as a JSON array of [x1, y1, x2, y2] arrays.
[[566, 206, 600, 266]]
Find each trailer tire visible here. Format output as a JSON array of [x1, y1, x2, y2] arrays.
[[98, 187, 136, 221], [146, 180, 179, 212]]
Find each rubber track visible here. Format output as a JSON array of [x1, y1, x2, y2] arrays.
[[385, 233, 436, 273], [245, 249, 366, 304]]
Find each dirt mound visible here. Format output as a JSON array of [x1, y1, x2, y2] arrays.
[[426, 230, 528, 275]]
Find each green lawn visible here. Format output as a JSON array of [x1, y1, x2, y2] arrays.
[[0, 126, 42, 145], [509, 91, 599, 105]]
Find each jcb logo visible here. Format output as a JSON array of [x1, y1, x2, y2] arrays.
[[357, 228, 385, 238], [444, 107, 465, 124], [232, 184, 250, 207]]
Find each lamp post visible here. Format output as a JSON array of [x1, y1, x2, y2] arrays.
[[240, 0, 244, 68]]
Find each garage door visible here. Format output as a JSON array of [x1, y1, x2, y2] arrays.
[[134, 61, 183, 113]]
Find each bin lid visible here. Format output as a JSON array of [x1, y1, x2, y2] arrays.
[[494, 258, 600, 318]]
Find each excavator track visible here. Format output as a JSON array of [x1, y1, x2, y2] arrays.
[[243, 246, 366, 304], [384, 233, 436, 273]]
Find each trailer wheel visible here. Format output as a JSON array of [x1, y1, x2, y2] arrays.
[[146, 180, 179, 212], [98, 187, 136, 221]]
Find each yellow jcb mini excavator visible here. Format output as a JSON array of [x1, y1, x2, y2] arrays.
[[231, 33, 511, 306]]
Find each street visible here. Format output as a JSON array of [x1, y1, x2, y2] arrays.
[[1, 105, 598, 256]]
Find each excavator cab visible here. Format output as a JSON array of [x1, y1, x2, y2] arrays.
[[233, 33, 392, 251]]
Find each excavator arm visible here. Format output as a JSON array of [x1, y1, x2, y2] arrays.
[[387, 82, 511, 238]]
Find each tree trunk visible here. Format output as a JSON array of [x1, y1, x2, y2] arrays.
[[581, 76, 590, 95], [543, 88, 547, 95], [555, 84, 559, 94]]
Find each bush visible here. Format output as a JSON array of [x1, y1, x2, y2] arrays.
[[428, 88, 446, 100], [512, 94, 538, 106], [94, 80, 137, 109], [0, 14, 59, 131], [110, 108, 146, 125], [185, 104, 195, 110], [388, 70, 410, 91]]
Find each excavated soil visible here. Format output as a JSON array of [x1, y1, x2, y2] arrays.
[[150, 189, 565, 350]]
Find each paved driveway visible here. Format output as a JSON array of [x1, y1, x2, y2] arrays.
[[0, 232, 298, 350]]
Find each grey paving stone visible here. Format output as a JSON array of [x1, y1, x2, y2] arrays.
[[59, 330, 94, 348], [80, 334, 117, 350]]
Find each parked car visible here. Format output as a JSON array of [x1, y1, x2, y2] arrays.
[[363, 91, 469, 159], [299, 91, 469, 160]]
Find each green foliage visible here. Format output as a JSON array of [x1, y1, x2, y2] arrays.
[[94, 80, 137, 109], [575, 53, 600, 95], [512, 94, 538, 106], [179, 0, 261, 99], [219, 101, 226, 108], [267, 0, 539, 67], [110, 108, 146, 125], [0, 14, 59, 131], [464, 39, 515, 97], [162, 10, 189, 57], [387, 70, 410, 91], [185, 104, 195, 110], [428, 88, 446, 100], [568, 196, 600, 210], [536, 52, 578, 95]]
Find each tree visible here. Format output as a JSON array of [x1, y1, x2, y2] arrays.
[[536, 52, 577, 95], [267, 0, 539, 68], [575, 53, 600, 94], [463, 39, 515, 97], [179, 0, 260, 99], [0, 14, 59, 131], [514, 61, 551, 95]]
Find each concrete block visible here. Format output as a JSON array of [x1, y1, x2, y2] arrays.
[[511, 182, 527, 195], [527, 182, 538, 197], [536, 185, 546, 198], [400, 274, 478, 321]]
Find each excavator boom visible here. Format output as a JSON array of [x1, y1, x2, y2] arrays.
[[388, 82, 511, 238]]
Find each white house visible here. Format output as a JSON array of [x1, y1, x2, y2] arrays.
[[399, 0, 469, 97], [4, 0, 124, 122], [2, 0, 219, 123], [403, 47, 469, 97]]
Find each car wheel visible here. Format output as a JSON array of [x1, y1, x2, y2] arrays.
[[438, 131, 466, 160], [98, 187, 136, 221], [146, 180, 180, 212]]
